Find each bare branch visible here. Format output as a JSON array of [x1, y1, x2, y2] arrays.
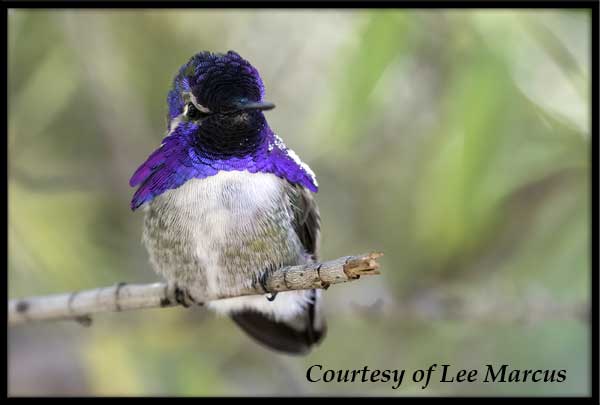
[[9, 252, 383, 326]]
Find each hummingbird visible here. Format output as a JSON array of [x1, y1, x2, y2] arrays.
[[129, 50, 326, 355]]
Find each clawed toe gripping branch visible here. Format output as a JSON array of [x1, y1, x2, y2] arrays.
[[9, 252, 383, 326]]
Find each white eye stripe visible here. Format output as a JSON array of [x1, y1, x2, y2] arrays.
[[185, 92, 211, 114], [184, 103, 212, 120], [169, 92, 211, 133], [195, 103, 211, 114]]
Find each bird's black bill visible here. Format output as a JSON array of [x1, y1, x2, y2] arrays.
[[236, 101, 276, 111]]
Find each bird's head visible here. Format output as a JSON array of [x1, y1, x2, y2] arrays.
[[166, 51, 275, 158], [129, 50, 318, 210]]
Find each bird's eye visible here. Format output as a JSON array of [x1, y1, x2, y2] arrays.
[[185, 102, 209, 120]]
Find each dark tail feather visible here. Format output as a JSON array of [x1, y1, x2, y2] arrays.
[[230, 290, 326, 355]]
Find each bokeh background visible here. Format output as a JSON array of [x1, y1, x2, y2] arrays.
[[8, 9, 590, 396]]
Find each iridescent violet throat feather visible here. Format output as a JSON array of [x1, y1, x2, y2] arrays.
[[129, 51, 326, 355]]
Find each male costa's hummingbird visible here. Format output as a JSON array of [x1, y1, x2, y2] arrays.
[[129, 51, 326, 355]]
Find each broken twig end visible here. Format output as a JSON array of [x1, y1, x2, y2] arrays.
[[343, 252, 384, 279]]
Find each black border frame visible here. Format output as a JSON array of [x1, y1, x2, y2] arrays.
[[2, 1, 597, 400]]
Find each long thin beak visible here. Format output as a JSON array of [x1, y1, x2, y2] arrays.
[[236, 100, 276, 111]]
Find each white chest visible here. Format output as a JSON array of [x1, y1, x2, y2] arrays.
[[160, 169, 285, 251], [163, 170, 283, 223], [142, 170, 312, 319], [144, 170, 295, 296]]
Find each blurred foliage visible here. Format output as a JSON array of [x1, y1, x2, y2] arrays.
[[8, 10, 590, 396]]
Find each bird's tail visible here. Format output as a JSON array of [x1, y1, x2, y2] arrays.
[[229, 289, 326, 355]]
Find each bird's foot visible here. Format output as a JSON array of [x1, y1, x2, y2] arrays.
[[167, 282, 198, 308], [258, 271, 278, 302]]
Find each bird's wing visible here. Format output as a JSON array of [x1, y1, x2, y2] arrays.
[[285, 183, 321, 260]]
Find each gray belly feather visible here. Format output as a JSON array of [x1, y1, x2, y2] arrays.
[[142, 171, 311, 319]]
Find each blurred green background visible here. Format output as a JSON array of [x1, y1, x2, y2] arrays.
[[8, 9, 590, 396]]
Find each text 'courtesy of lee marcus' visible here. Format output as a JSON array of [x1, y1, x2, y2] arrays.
[[306, 364, 567, 390]]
